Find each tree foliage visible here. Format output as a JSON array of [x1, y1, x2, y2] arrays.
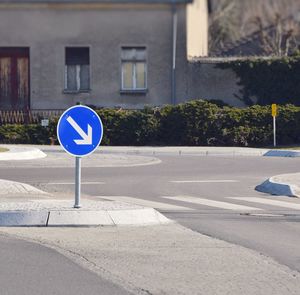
[[219, 54, 300, 105]]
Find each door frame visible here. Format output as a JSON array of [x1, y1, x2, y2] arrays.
[[0, 47, 30, 110]]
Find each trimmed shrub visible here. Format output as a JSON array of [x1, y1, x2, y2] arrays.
[[0, 100, 300, 147], [96, 108, 158, 146]]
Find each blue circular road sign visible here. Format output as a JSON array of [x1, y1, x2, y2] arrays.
[[57, 105, 103, 157]]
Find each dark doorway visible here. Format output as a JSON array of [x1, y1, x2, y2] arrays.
[[0, 48, 30, 110]]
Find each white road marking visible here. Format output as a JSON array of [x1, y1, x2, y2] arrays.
[[44, 182, 105, 185], [98, 196, 194, 211], [163, 196, 262, 211], [229, 197, 300, 210], [66, 116, 92, 145], [170, 180, 239, 183]]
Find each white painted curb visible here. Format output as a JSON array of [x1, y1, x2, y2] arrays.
[[255, 177, 299, 197], [0, 146, 46, 161], [0, 208, 171, 227]]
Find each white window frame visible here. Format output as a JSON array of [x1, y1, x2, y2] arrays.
[[64, 65, 82, 91], [121, 61, 147, 91], [121, 47, 147, 92]]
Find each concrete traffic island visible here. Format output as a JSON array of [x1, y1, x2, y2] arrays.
[[256, 173, 300, 197], [0, 145, 167, 227], [0, 199, 171, 227], [0, 145, 46, 160]]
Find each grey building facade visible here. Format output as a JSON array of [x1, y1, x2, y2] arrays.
[[0, 0, 194, 110]]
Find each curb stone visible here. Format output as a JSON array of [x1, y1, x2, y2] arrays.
[[0, 208, 171, 227], [0, 211, 49, 226], [255, 176, 299, 197], [4, 145, 300, 158], [263, 150, 300, 158]]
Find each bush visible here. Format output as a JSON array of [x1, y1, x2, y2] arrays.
[[0, 100, 300, 147], [96, 108, 158, 145], [218, 55, 300, 106]]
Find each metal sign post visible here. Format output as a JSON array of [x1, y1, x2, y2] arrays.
[[272, 104, 277, 147], [57, 105, 103, 209], [74, 157, 82, 208], [273, 116, 276, 147]]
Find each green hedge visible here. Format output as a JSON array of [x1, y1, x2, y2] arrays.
[[218, 54, 300, 106], [1, 100, 300, 147]]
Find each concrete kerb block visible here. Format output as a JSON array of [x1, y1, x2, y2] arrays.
[[0, 211, 48, 226], [47, 210, 115, 226], [255, 177, 298, 197], [0, 208, 171, 227], [108, 208, 171, 226], [263, 150, 300, 157]]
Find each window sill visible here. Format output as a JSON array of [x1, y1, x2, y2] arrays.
[[120, 89, 148, 95], [63, 89, 91, 94]]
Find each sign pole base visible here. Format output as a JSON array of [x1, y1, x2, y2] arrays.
[[74, 156, 81, 208]]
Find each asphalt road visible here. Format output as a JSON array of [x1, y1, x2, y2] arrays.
[[1, 150, 300, 289], [0, 234, 131, 295]]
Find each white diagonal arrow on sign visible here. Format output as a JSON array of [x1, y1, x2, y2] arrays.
[[66, 116, 92, 145]]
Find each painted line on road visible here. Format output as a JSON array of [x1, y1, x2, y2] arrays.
[[229, 197, 300, 210], [170, 180, 239, 184], [163, 196, 262, 211], [98, 196, 194, 211], [40, 182, 106, 185]]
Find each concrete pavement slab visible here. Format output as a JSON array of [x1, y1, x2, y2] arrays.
[[0, 179, 48, 196]]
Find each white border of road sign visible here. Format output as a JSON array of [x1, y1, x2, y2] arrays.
[[57, 105, 103, 157]]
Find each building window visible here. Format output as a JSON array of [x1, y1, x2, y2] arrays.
[[65, 47, 90, 92], [121, 47, 147, 91]]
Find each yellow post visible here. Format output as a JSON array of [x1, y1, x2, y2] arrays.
[[272, 104, 277, 117]]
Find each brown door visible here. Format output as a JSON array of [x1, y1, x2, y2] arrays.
[[0, 48, 29, 110]]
